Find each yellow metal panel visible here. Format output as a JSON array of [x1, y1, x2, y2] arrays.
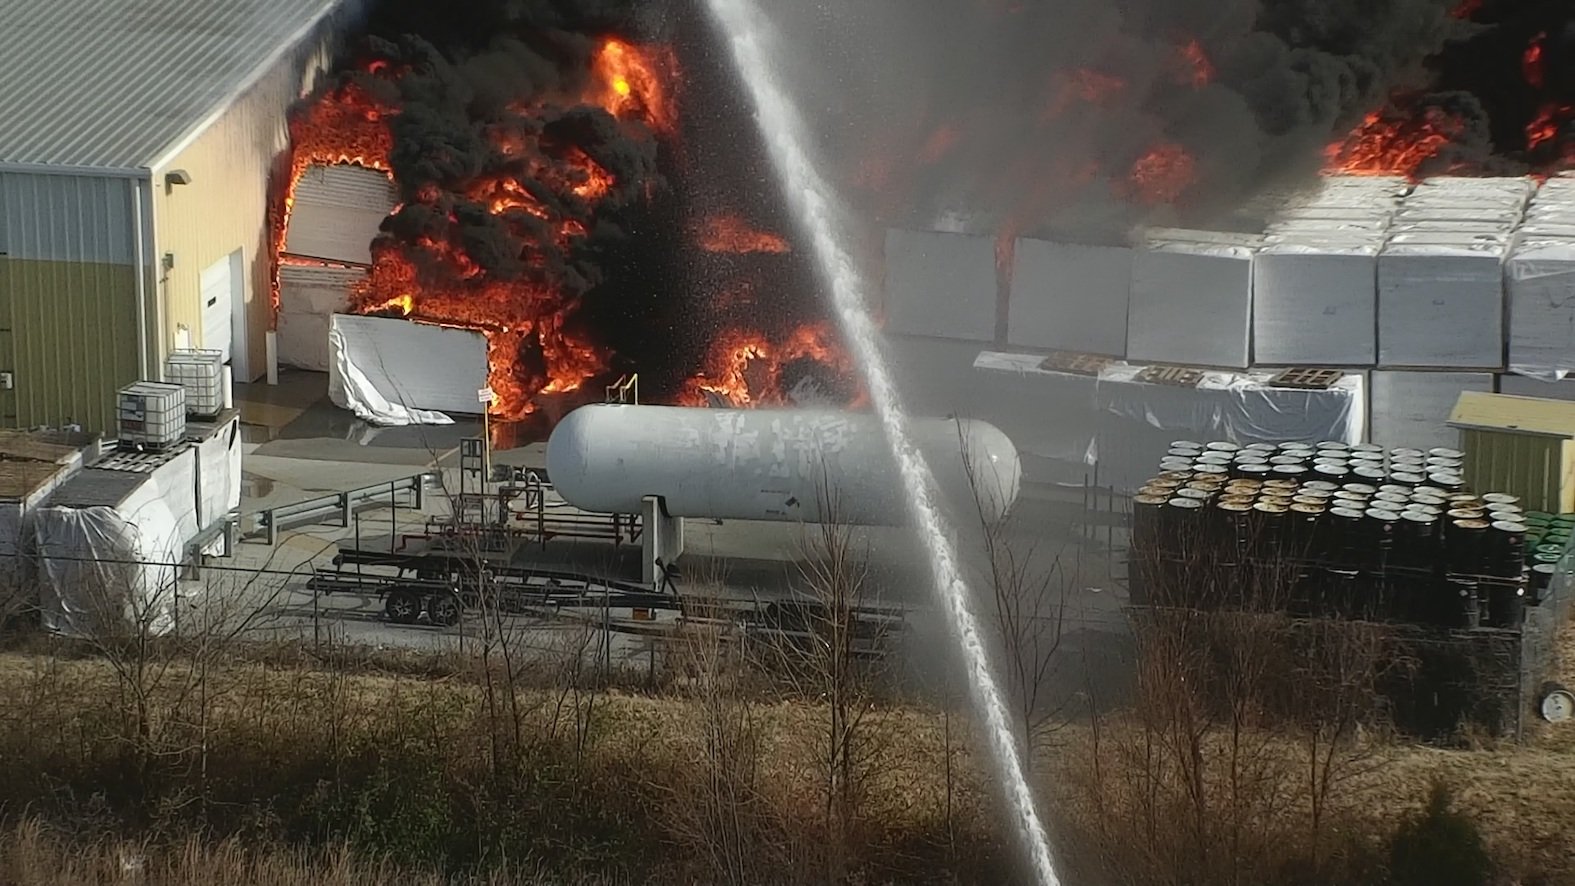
[[150, 40, 326, 382], [0, 257, 139, 432], [1462, 429, 1564, 512], [1450, 391, 1575, 438], [1562, 440, 1575, 514]]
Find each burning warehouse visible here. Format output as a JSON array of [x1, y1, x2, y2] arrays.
[[0, 0, 1572, 451]]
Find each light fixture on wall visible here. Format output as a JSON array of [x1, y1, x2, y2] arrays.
[[164, 169, 192, 193]]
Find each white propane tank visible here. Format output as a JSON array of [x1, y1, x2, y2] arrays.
[[546, 405, 1021, 525]]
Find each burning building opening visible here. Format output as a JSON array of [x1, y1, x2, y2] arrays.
[[271, 0, 864, 440]]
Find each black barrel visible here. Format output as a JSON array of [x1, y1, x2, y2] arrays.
[[1487, 521, 1527, 579], [1530, 563, 1557, 604], [1396, 510, 1438, 570], [1304, 480, 1340, 493], [1250, 501, 1289, 560], [1313, 463, 1351, 482], [1286, 502, 1324, 560], [1216, 501, 1254, 565], [1133, 494, 1169, 552], [1327, 507, 1366, 567], [1483, 579, 1526, 629], [1365, 508, 1402, 570], [1446, 519, 1492, 576], [1444, 577, 1482, 629], [1482, 493, 1520, 508], [1391, 471, 1426, 488]]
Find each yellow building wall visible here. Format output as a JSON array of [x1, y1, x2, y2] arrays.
[[150, 33, 335, 382]]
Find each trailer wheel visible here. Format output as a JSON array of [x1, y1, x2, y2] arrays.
[[385, 589, 422, 625], [427, 592, 463, 627]]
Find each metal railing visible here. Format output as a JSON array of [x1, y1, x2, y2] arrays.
[[244, 472, 433, 544]]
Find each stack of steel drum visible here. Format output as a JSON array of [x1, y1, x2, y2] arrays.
[[1131, 440, 1548, 629]]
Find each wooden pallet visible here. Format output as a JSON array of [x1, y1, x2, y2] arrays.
[[1268, 367, 1343, 390], [1135, 365, 1205, 388], [1037, 350, 1115, 377]]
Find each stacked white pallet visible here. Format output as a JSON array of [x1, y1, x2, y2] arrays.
[[1127, 228, 1261, 369], [1377, 177, 1531, 369], [1253, 176, 1409, 365], [881, 228, 999, 415], [1506, 173, 1575, 381], [1006, 239, 1131, 358], [1370, 178, 1532, 450]]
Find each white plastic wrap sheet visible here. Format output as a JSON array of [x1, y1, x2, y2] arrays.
[[882, 229, 998, 342], [970, 352, 1100, 469], [1006, 239, 1130, 356], [1506, 239, 1575, 379], [328, 314, 491, 425], [194, 417, 242, 530], [1094, 364, 1364, 493], [34, 450, 198, 639], [1368, 371, 1493, 451], [282, 164, 397, 266], [278, 265, 363, 372], [1377, 237, 1508, 368], [882, 333, 987, 418], [1253, 239, 1380, 365], [1127, 231, 1259, 369]]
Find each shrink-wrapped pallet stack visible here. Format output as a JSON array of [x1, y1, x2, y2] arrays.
[[1367, 178, 1529, 447], [1506, 173, 1575, 384], [1253, 176, 1408, 366]]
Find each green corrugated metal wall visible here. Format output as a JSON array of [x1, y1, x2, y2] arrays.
[[0, 257, 140, 432], [1461, 428, 1566, 513]]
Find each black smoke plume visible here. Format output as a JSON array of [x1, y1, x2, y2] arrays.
[[722, 0, 1572, 240]]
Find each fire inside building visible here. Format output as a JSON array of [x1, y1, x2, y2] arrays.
[[0, 0, 1572, 736]]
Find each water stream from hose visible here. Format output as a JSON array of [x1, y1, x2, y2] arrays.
[[701, 2, 1062, 883]]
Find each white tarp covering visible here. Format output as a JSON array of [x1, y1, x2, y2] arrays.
[[970, 352, 1100, 470], [328, 314, 489, 425], [282, 164, 397, 266], [969, 351, 1364, 492], [1096, 364, 1365, 492], [1006, 239, 1130, 357], [33, 448, 199, 639], [882, 229, 998, 342], [278, 265, 363, 372], [1378, 234, 1510, 368], [1127, 229, 1259, 369], [882, 333, 988, 418], [1369, 371, 1493, 450], [194, 416, 243, 530]]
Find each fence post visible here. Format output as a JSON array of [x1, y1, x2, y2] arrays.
[[413, 474, 426, 510], [265, 511, 278, 546], [340, 492, 352, 528]]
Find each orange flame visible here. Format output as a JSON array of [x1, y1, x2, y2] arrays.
[[1527, 103, 1571, 151], [1177, 39, 1215, 89], [695, 214, 792, 254], [275, 38, 684, 424], [678, 321, 862, 408], [1322, 107, 1466, 178], [590, 38, 679, 136], [1127, 142, 1196, 204], [1046, 68, 1125, 119], [1525, 32, 1547, 89]]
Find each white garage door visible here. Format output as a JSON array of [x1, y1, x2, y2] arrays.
[[199, 252, 237, 362]]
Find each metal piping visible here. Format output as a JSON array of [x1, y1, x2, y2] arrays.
[[131, 178, 150, 379]]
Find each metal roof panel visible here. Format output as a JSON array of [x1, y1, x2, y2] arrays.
[[0, 0, 348, 169]]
